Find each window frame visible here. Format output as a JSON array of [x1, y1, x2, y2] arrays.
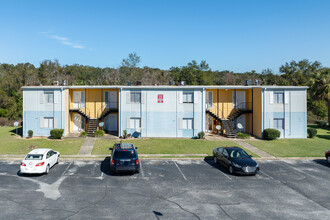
[[130, 92, 141, 103], [44, 117, 54, 129], [273, 118, 284, 130], [183, 92, 194, 103], [273, 92, 284, 104], [44, 92, 54, 104], [130, 117, 141, 129], [182, 118, 193, 130]]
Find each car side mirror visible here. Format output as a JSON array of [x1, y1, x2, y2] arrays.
[[109, 148, 113, 151], [135, 147, 138, 150], [250, 155, 253, 157]]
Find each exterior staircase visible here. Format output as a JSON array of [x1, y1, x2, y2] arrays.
[[221, 119, 237, 138], [87, 119, 98, 136]]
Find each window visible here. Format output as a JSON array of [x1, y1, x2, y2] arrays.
[[274, 92, 284, 104], [130, 92, 141, 103], [183, 92, 193, 103], [44, 92, 54, 103], [130, 117, 141, 129], [182, 118, 193, 129], [44, 117, 54, 128], [208, 92, 213, 108], [222, 149, 229, 158], [273, 118, 284, 129]]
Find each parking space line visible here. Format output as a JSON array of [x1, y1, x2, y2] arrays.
[[219, 170, 232, 180], [139, 159, 145, 178], [61, 162, 72, 176], [173, 161, 187, 181], [260, 170, 274, 179]]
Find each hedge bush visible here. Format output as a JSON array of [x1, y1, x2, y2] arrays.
[[197, 131, 205, 139], [94, 130, 105, 137], [316, 120, 327, 128], [28, 130, 33, 138], [79, 131, 87, 137], [237, 132, 251, 139], [263, 129, 280, 140], [50, 129, 64, 139], [307, 128, 317, 138]]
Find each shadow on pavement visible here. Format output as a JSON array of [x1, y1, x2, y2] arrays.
[[313, 159, 330, 168], [203, 156, 232, 175]]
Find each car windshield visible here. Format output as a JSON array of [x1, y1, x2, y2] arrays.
[[113, 150, 136, 159], [229, 149, 250, 159], [25, 154, 43, 160]]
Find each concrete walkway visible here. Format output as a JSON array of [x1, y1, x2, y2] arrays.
[[78, 137, 96, 155], [233, 139, 275, 158]]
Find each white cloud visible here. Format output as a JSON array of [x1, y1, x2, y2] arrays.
[[41, 32, 85, 49]]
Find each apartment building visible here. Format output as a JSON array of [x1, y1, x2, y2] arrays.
[[22, 85, 307, 139]]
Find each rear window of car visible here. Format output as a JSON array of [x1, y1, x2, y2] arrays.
[[113, 150, 136, 159], [25, 154, 43, 160]]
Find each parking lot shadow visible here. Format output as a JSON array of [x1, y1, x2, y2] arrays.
[[313, 159, 330, 168], [203, 156, 232, 175], [100, 156, 135, 176], [101, 157, 111, 175]]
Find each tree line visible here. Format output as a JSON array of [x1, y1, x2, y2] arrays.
[[0, 53, 329, 125]]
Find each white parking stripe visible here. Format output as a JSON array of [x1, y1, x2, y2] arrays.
[[139, 159, 145, 178], [219, 170, 232, 180], [61, 162, 72, 176], [260, 170, 274, 179], [174, 161, 187, 181]]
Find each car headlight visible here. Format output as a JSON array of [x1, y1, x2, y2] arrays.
[[232, 162, 242, 168]]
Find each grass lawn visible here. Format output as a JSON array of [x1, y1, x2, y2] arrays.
[[0, 127, 84, 155], [247, 125, 330, 157], [92, 138, 259, 157]]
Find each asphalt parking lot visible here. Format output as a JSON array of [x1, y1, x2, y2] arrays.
[[0, 158, 329, 220]]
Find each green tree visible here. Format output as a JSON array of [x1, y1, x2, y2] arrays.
[[121, 52, 141, 68]]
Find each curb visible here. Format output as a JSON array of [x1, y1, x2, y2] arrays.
[[0, 156, 325, 162]]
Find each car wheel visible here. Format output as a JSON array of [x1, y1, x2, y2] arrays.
[[229, 165, 234, 175], [45, 165, 50, 174], [213, 156, 217, 164], [327, 156, 330, 164]]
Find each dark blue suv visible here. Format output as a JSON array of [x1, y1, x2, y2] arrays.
[[109, 143, 140, 174]]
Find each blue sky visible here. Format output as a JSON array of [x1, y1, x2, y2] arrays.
[[0, 0, 329, 73]]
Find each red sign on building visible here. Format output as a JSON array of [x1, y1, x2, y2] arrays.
[[157, 94, 164, 103]]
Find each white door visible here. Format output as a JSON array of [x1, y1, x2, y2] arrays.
[[107, 114, 117, 131], [236, 91, 246, 109], [110, 91, 117, 108], [73, 91, 82, 109], [73, 114, 82, 132]]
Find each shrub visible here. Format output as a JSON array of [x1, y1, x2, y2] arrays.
[[122, 130, 128, 139], [263, 129, 280, 140], [316, 120, 327, 128], [79, 131, 87, 137], [197, 131, 205, 139], [310, 100, 327, 120], [94, 130, 105, 137], [237, 132, 251, 139], [28, 130, 33, 138], [307, 128, 317, 138], [50, 129, 64, 139]]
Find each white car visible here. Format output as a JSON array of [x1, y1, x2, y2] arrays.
[[20, 148, 60, 174]]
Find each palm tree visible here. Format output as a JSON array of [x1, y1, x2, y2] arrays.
[[310, 68, 330, 125]]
